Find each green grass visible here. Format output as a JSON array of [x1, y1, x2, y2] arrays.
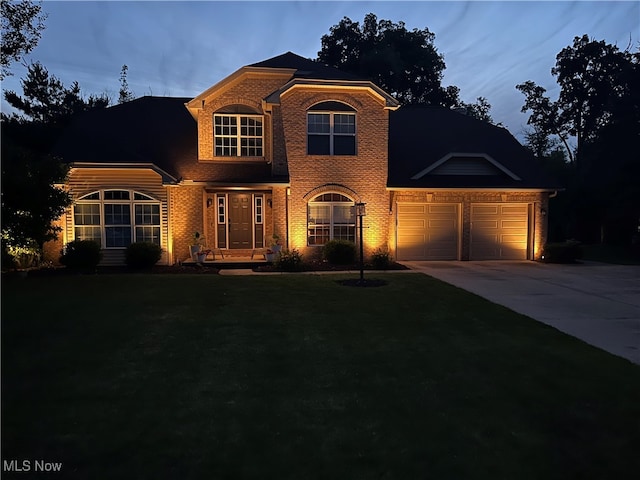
[[581, 243, 640, 265], [2, 273, 639, 479]]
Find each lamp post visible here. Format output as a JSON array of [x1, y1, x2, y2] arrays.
[[355, 202, 366, 282]]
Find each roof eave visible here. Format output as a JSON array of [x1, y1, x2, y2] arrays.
[[264, 78, 400, 109], [69, 162, 179, 184]]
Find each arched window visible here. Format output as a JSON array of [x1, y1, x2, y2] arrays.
[[73, 190, 161, 248], [307, 193, 355, 245], [214, 104, 263, 157], [307, 101, 356, 155]]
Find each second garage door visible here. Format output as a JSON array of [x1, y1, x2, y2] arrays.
[[397, 203, 459, 260], [470, 204, 529, 260]]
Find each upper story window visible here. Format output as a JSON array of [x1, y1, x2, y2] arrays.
[[73, 190, 161, 248], [214, 105, 263, 157], [307, 101, 356, 156]]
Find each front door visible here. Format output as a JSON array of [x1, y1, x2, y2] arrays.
[[228, 193, 252, 248]]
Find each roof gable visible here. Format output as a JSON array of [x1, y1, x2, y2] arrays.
[[388, 106, 557, 190], [411, 153, 521, 180]]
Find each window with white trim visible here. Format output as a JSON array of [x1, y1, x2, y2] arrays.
[[73, 190, 161, 248], [214, 113, 263, 157], [307, 193, 356, 245], [307, 101, 356, 155]]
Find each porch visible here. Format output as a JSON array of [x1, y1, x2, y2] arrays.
[[182, 247, 269, 269]]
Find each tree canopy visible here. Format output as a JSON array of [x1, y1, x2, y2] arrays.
[[2, 62, 109, 258], [1, 0, 46, 79], [318, 13, 458, 107], [517, 35, 638, 170], [517, 34, 640, 244]]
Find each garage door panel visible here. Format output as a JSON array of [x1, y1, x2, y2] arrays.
[[471, 204, 529, 260], [401, 219, 427, 228], [501, 220, 528, 229], [430, 205, 458, 214], [502, 205, 528, 215], [397, 203, 459, 260], [399, 205, 427, 214]]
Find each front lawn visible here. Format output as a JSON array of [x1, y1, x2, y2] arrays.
[[2, 273, 639, 479]]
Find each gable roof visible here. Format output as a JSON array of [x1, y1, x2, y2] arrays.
[[248, 51, 364, 81], [52, 96, 285, 184], [387, 106, 558, 190]]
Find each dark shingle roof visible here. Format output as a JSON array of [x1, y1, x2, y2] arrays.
[[53, 96, 287, 184], [249, 51, 364, 81], [388, 106, 559, 189]]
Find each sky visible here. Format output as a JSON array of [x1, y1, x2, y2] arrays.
[[1, 0, 638, 141]]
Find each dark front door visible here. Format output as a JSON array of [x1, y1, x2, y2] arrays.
[[228, 193, 252, 248]]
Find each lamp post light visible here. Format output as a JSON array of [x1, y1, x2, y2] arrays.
[[355, 202, 366, 282]]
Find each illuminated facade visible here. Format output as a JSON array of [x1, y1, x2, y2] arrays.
[[46, 52, 556, 265]]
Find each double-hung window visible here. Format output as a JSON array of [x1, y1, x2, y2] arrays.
[[73, 190, 161, 248], [214, 113, 263, 157], [307, 101, 356, 155]]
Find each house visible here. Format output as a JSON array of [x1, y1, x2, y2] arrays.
[[46, 51, 556, 265]]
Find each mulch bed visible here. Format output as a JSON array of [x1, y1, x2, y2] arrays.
[[5, 260, 408, 277]]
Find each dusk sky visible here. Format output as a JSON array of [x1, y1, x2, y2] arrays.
[[1, 1, 638, 140]]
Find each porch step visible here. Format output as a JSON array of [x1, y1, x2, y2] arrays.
[[182, 256, 267, 270]]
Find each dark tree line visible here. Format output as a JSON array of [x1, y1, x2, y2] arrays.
[[517, 35, 639, 245]]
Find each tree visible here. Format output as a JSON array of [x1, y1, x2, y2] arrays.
[[517, 35, 637, 171], [1, 62, 109, 259], [516, 80, 575, 164], [1, 134, 71, 252], [118, 64, 134, 104], [318, 13, 459, 106], [517, 35, 640, 244], [460, 96, 495, 124], [1, 0, 47, 79], [4, 61, 110, 127]]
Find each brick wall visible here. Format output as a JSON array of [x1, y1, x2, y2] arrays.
[[168, 184, 205, 263], [279, 88, 391, 259], [196, 73, 291, 162]]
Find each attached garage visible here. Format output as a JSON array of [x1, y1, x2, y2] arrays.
[[470, 204, 530, 260], [396, 203, 460, 260]]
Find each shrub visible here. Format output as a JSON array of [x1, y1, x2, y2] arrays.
[[323, 240, 356, 265], [3, 239, 40, 270], [276, 248, 304, 272], [60, 240, 102, 271], [370, 249, 392, 270], [541, 240, 582, 263], [126, 242, 163, 269]]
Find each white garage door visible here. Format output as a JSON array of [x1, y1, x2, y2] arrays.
[[397, 203, 459, 260], [470, 204, 529, 260]]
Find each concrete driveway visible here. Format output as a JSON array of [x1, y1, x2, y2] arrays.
[[401, 260, 640, 365]]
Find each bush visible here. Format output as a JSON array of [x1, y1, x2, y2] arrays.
[[126, 242, 163, 269], [541, 240, 582, 263], [60, 240, 102, 271], [276, 248, 304, 272], [370, 249, 392, 270], [323, 240, 356, 265]]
